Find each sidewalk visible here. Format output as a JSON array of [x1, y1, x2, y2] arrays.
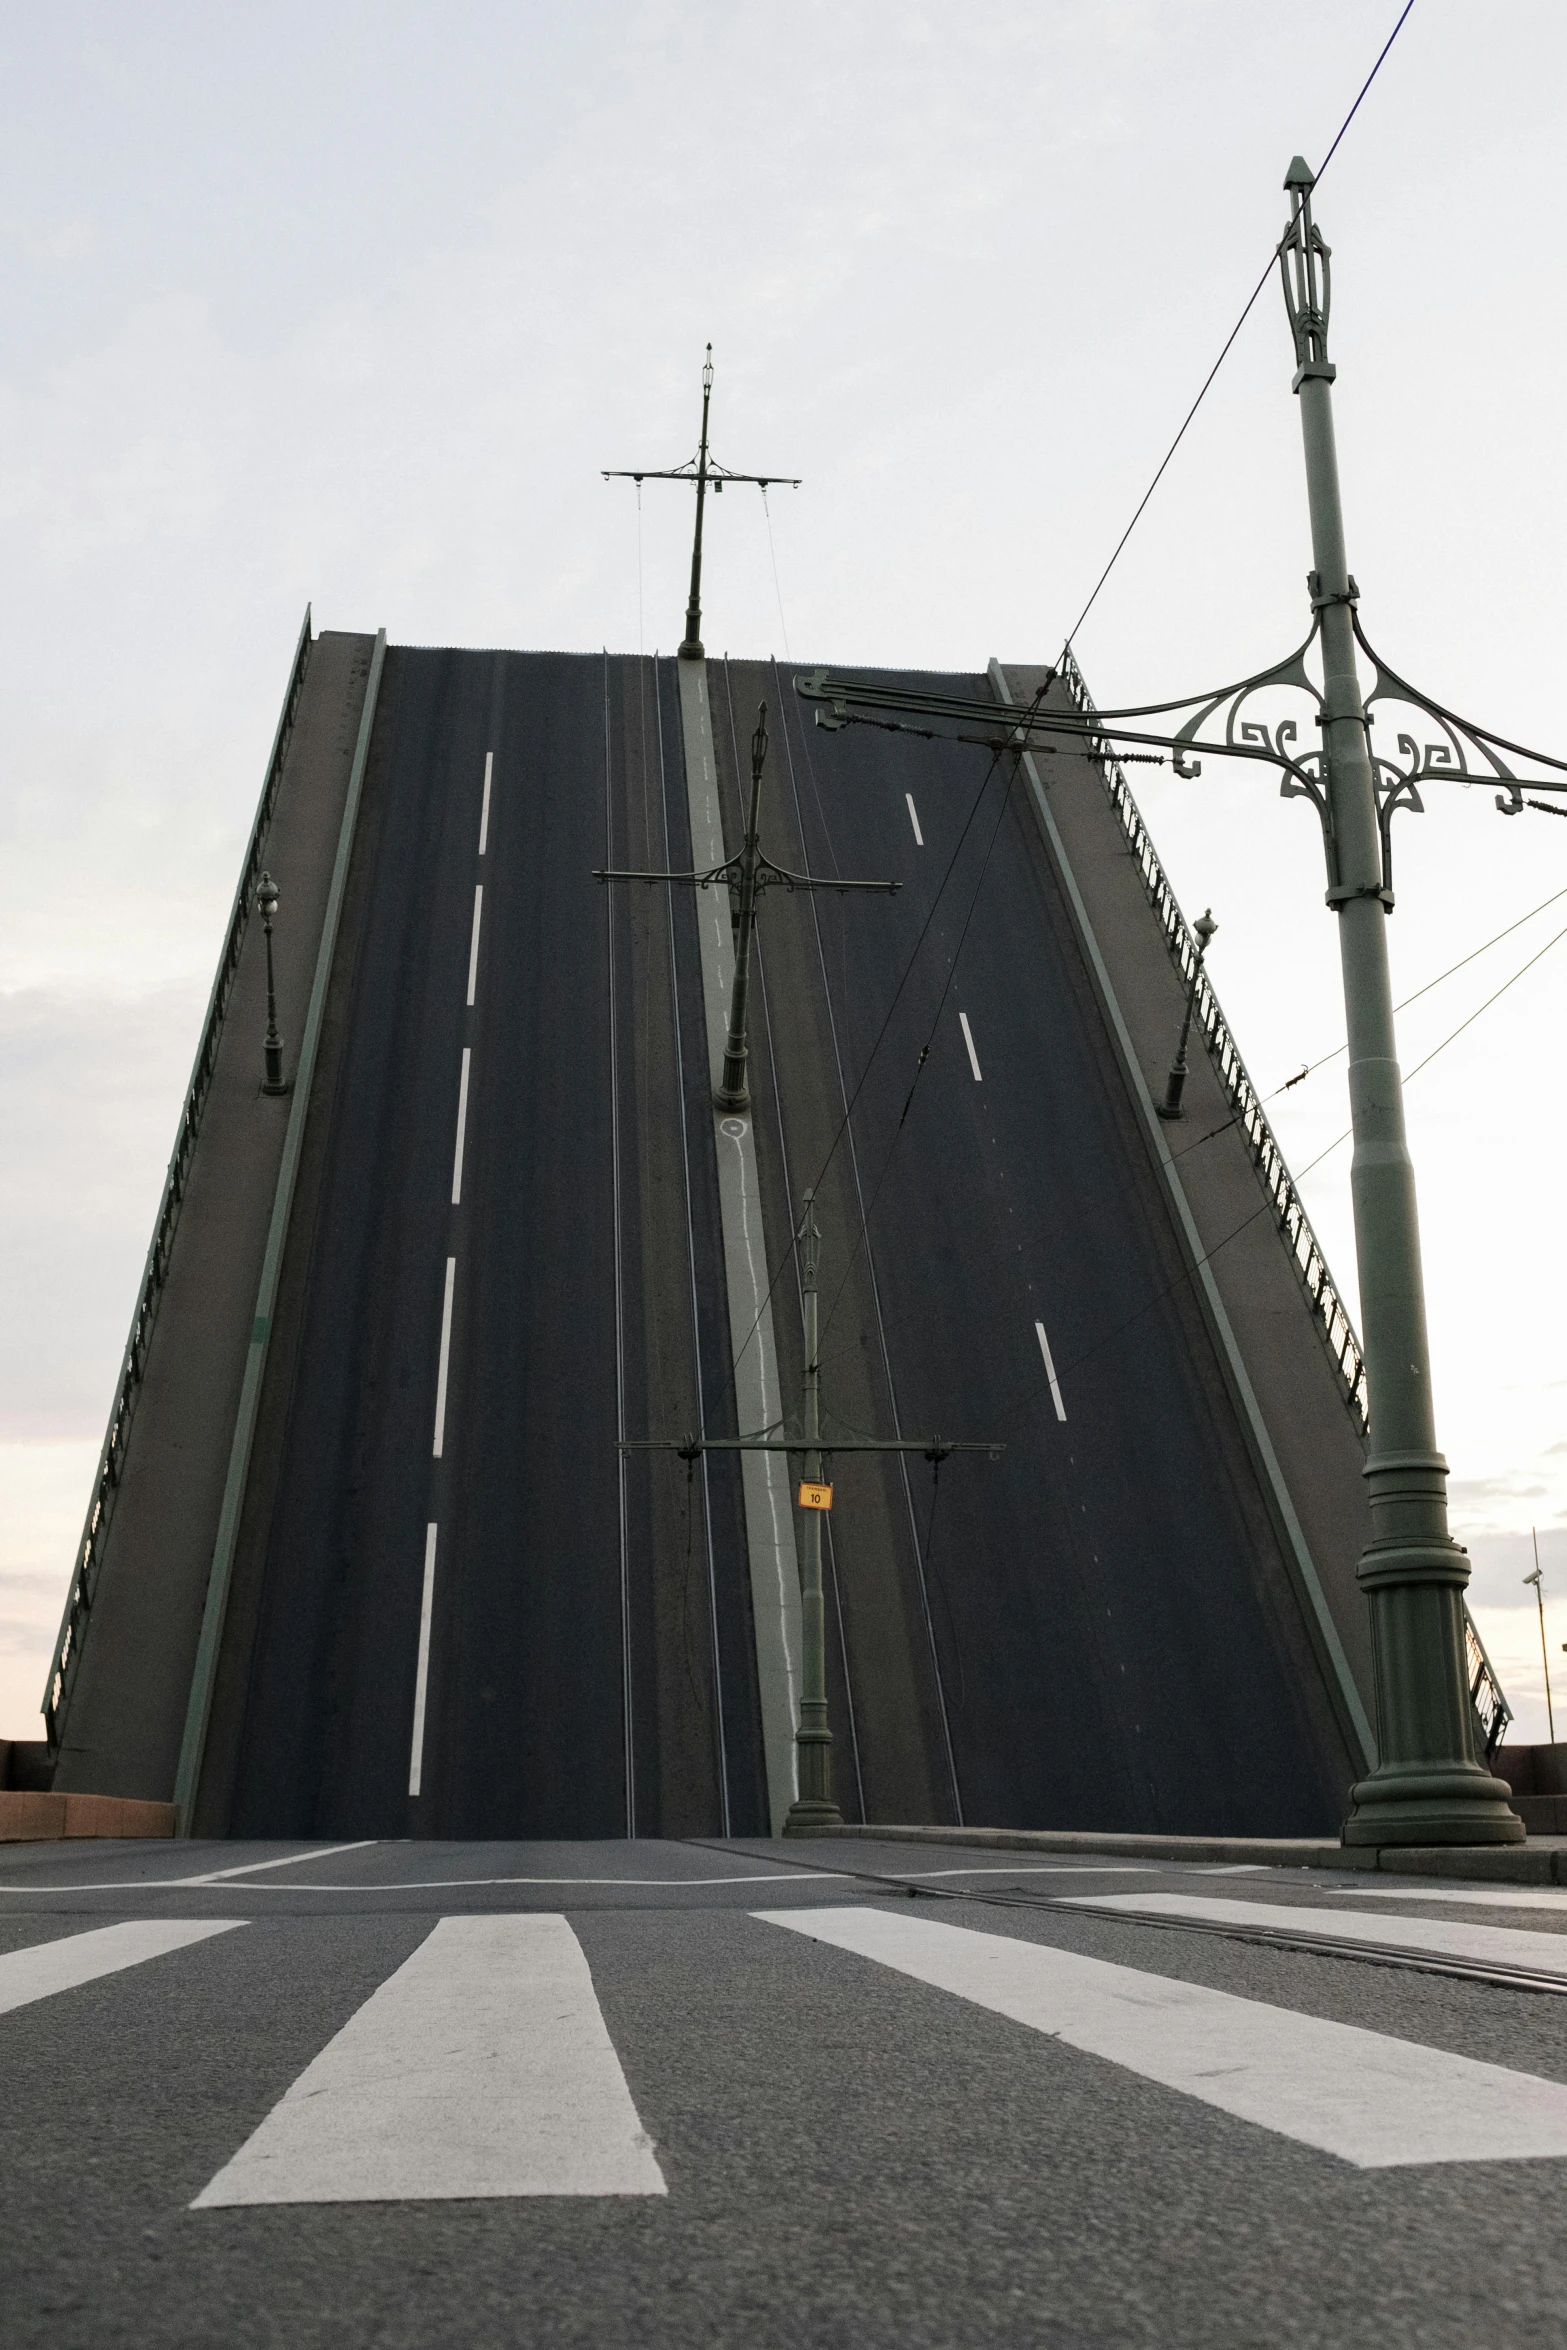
[[811, 1822, 1567, 1884]]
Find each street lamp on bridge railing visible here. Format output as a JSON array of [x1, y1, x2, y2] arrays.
[[1158, 907, 1217, 1121], [256, 870, 289, 1097], [797, 156, 1567, 1848]]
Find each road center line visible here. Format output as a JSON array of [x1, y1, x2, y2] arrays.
[[451, 1047, 471, 1205], [182, 1843, 377, 1885], [1034, 1319, 1067, 1421], [478, 750, 493, 855], [408, 1524, 439, 1798], [959, 1011, 982, 1081], [466, 884, 484, 1006], [0, 1868, 857, 1895], [192, 1914, 667, 2204], [432, 1258, 456, 1457], [756, 1905, 1567, 2168], [905, 792, 924, 846], [0, 1920, 242, 2017]]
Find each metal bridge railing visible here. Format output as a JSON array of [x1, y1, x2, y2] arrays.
[[42, 607, 314, 1755], [1465, 1610, 1514, 1760], [1055, 644, 1513, 1756]]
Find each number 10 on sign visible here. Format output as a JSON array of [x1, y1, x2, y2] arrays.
[[798, 1481, 833, 1511]]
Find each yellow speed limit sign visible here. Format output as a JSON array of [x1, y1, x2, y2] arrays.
[[797, 1480, 833, 1511]]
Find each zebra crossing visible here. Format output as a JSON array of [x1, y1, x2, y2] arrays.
[[5, 1878, 1567, 2201]]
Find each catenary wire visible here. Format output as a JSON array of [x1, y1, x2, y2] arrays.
[[696, 725, 1020, 1433], [949, 905, 1567, 1450], [1059, 0, 1416, 656]]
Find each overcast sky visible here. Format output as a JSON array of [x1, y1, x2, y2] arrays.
[[3, 0, 1564, 1752]]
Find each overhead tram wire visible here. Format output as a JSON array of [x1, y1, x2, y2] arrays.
[[693, 720, 1028, 1438], [667, 12, 1421, 1441], [940, 906, 1567, 1459], [650, 648, 734, 1833], [734, 489, 952, 1807], [1260, 877, 1567, 1106], [763, 655, 973, 1814], [1057, 0, 1416, 660], [679, 7, 1423, 1445], [814, 741, 1027, 1359], [761, 487, 793, 664], [1154, 881, 1567, 1176], [711, 658, 870, 1818]]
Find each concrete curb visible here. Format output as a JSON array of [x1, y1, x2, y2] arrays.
[[805, 1820, 1567, 1883], [172, 629, 387, 1831], [676, 658, 802, 1837], [0, 1791, 175, 1842]]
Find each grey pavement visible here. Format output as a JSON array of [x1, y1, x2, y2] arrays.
[[200, 650, 763, 1842], [708, 657, 1358, 1835], [2, 1832, 1564, 2348]]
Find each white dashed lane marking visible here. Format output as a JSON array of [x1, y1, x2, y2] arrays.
[[1035, 1318, 1067, 1421]]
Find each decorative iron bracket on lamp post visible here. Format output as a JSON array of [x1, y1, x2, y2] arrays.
[[797, 603, 1567, 911]]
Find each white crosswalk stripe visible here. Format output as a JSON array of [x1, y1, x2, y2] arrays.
[[9, 1889, 1567, 2193], [0, 1919, 242, 2016], [756, 1904, 1567, 2169], [192, 1913, 665, 2206], [1065, 1892, 1567, 1979]]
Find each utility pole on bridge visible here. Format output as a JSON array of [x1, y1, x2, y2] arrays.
[[629, 1187, 1002, 1831], [604, 345, 800, 661], [795, 156, 1567, 1848], [595, 699, 897, 1112]]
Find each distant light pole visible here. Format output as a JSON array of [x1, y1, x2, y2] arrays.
[[1158, 908, 1217, 1120], [786, 1190, 838, 1829], [1526, 1530, 1556, 1744], [256, 871, 288, 1096]]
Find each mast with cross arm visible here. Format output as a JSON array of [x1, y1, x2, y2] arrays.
[[792, 157, 1567, 1850], [625, 1189, 1003, 1832], [596, 698, 898, 1113], [604, 343, 800, 661]]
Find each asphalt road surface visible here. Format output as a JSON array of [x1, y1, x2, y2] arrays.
[[707, 657, 1355, 1836], [218, 651, 765, 1844], [2, 1832, 1565, 2348], [206, 647, 1358, 1843]]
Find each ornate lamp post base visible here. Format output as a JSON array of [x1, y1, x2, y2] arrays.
[[783, 1798, 844, 1834], [1343, 1549, 1522, 1844], [1343, 1764, 1524, 1846], [783, 1709, 841, 1835]]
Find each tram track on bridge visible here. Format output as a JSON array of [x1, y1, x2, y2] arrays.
[[695, 1840, 1567, 1998]]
